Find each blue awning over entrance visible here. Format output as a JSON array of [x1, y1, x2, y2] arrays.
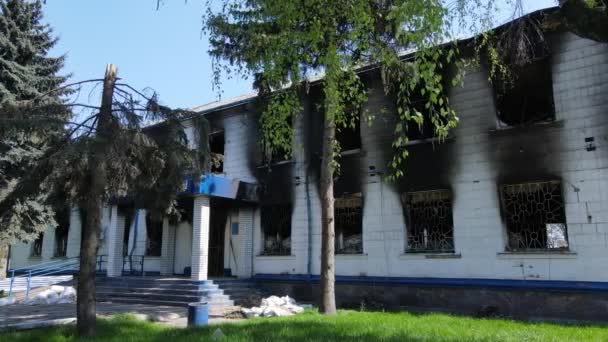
[[185, 174, 259, 203]]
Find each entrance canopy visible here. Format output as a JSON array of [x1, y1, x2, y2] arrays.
[[185, 174, 259, 203]]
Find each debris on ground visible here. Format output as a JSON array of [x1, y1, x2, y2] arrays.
[[22, 286, 76, 305], [241, 295, 304, 318], [0, 296, 16, 306]]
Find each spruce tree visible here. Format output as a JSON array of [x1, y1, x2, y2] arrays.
[[0, 0, 69, 278]]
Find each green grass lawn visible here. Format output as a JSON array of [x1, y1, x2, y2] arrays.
[[2, 311, 608, 342]]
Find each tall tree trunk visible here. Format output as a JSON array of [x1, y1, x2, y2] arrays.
[[0, 243, 8, 280], [77, 64, 117, 337], [319, 113, 337, 315]]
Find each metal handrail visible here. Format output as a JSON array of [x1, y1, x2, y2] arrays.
[[8, 257, 80, 298], [8, 257, 78, 273], [97, 255, 107, 272]]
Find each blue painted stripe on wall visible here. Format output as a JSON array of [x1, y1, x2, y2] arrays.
[[252, 274, 608, 293]]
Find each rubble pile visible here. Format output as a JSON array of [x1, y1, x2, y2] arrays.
[[242, 295, 304, 318]]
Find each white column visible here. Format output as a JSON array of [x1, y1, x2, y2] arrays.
[[191, 196, 210, 281], [66, 207, 82, 258], [160, 218, 175, 276], [41, 227, 56, 260], [106, 206, 125, 277], [237, 207, 254, 278]]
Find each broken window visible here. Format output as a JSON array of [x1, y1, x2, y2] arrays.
[[31, 233, 43, 257], [210, 131, 224, 174], [336, 117, 361, 152], [493, 58, 555, 127], [54, 208, 70, 257], [335, 194, 363, 254], [122, 209, 132, 257], [145, 214, 163, 257], [500, 181, 568, 251], [261, 203, 292, 255], [402, 189, 454, 253]]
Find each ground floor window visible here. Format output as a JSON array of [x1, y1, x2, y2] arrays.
[[335, 194, 363, 254], [402, 189, 454, 253], [500, 180, 568, 251], [31, 233, 43, 257], [261, 203, 292, 255], [54, 208, 70, 257], [145, 213, 163, 257]]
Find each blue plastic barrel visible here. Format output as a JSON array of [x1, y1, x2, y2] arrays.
[[188, 302, 209, 327]]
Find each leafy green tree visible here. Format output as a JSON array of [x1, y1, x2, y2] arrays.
[[557, 0, 607, 42], [204, 0, 504, 314], [0, 0, 69, 279]]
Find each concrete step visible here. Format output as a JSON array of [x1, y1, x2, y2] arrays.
[[95, 286, 223, 296]]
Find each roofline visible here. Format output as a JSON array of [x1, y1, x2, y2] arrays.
[[180, 6, 559, 122]]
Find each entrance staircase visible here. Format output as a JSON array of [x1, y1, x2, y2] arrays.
[[95, 277, 264, 316]]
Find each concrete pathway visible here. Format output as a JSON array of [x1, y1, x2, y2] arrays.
[[0, 302, 241, 331]]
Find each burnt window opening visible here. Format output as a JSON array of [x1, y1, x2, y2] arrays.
[[398, 85, 450, 144], [54, 208, 70, 257], [336, 117, 361, 152], [122, 209, 132, 257], [261, 115, 293, 165], [500, 181, 568, 251], [260, 203, 292, 256], [31, 233, 43, 257], [402, 189, 454, 253], [335, 194, 363, 254], [145, 213, 163, 257], [493, 58, 555, 127], [210, 131, 224, 174]]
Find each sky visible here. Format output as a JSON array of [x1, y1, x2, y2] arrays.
[[42, 0, 558, 110]]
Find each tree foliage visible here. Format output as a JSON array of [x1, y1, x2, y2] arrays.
[[0, 0, 69, 243], [205, 0, 503, 314]]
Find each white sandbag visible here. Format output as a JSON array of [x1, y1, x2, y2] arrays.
[[50, 285, 65, 294], [0, 296, 16, 306], [243, 295, 304, 318], [60, 287, 76, 301]]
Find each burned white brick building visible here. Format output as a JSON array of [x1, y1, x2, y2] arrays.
[[8, 10, 608, 321]]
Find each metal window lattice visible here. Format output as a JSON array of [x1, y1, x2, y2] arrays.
[[261, 204, 292, 256], [403, 190, 454, 253], [500, 181, 568, 251], [335, 196, 363, 254]]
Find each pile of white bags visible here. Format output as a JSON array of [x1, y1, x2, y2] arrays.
[[242, 295, 304, 318], [0, 296, 16, 306], [23, 285, 76, 305]]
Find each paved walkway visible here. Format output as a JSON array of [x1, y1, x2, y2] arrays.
[[0, 302, 240, 330]]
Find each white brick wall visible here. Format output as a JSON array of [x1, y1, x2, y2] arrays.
[[106, 206, 124, 277], [66, 207, 81, 258], [9, 32, 608, 284], [160, 218, 175, 275], [191, 195, 210, 280], [248, 32, 608, 282], [237, 207, 254, 278]]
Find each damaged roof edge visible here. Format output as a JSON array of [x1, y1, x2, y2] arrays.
[[164, 6, 560, 126]]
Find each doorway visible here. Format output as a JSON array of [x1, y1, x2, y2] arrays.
[[209, 199, 228, 277]]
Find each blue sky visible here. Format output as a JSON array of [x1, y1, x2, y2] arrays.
[[42, 0, 557, 110]]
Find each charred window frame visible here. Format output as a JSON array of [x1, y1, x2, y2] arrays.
[[261, 115, 294, 165], [336, 115, 361, 153], [260, 203, 292, 256], [54, 208, 70, 257], [493, 57, 555, 128], [121, 207, 133, 257], [31, 233, 43, 257], [499, 181, 568, 252], [145, 213, 163, 257], [335, 194, 363, 254], [210, 131, 224, 174], [402, 189, 454, 253]]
